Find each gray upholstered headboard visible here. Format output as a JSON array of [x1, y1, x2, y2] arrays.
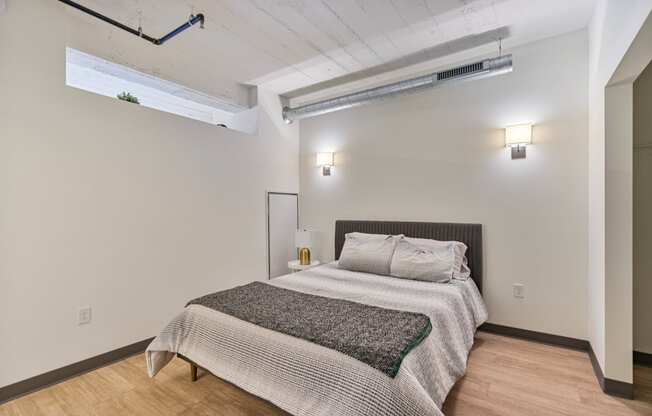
[[334, 220, 483, 293]]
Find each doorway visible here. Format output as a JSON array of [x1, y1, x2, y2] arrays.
[[266, 192, 299, 279]]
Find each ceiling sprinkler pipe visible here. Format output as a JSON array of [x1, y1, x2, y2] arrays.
[[157, 14, 205, 45], [58, 0, 204, 46]]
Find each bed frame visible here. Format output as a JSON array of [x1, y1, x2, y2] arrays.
[[181, 219, 483, 381]]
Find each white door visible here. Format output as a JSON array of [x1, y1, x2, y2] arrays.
[[267, 192, 298, 279]]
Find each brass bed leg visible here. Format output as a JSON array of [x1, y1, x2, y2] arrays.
[[190, 363, 198, 382]]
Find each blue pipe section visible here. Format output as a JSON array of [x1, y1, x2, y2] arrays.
[[58, 1, 204, 46], [156, 14, 204, 45]]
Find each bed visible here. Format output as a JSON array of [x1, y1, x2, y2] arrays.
[[146, 220, 487, 416]]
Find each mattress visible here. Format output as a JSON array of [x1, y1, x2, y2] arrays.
[[146, 262, 488, 416]]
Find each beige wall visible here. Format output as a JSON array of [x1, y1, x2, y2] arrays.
[[601, 7, 652, 383], [299, 31, 589, 340], [587, 0, 652, 381], [0, 1, 298, 387], [604, 82, 634, 382], [634, 62, 652, 355]]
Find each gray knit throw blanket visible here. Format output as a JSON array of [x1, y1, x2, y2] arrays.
[[187, 282, 432, 378]]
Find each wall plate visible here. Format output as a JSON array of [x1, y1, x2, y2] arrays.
[[78, 306, 92, 325]]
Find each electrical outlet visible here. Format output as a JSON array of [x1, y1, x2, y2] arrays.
[[78, 306, 92, 325], [513, 284, 525, 299]]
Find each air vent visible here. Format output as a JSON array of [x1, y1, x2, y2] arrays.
[[437, 62, 485, 81]]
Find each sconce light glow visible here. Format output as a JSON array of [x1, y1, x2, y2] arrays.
[[316, 152, 334, 176], [505, 124, 532, 146], [505, 124, 532, 159]]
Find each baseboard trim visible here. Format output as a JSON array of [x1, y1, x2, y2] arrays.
[[2, 327, 640, 404], [588, 344, 634, 399], [634, 351, 652, 367], [0, 337, 154, 405], [479, 323, 634, 400], [479, 322, 590, 351]]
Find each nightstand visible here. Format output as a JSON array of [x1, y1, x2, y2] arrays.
[[288, 260, 320, 273]]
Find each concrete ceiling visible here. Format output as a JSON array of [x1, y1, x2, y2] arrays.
[[71, 0, 597, 107]]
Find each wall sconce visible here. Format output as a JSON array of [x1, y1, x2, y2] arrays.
[[316, 152, 334, 176], [505, 124, 532, 159]]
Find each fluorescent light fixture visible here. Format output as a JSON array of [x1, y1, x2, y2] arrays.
[[316, 152, 334, 176], [505, 124, 532, 159]]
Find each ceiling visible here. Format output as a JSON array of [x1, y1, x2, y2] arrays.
[[72, 0, 597, 108]]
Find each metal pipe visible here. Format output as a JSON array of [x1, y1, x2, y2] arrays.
[[157, 14, 205, 45], [58, 0, 204, 46], [283, 54, 513, 123]]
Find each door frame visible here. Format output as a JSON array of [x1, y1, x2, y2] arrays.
[[266, 191, 299, 279]]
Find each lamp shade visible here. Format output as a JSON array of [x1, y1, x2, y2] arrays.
[[295, 230, 312, 248], [505, 124, 532, 147], [316, 152, 334, 167]]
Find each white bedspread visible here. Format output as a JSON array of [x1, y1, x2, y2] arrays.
[[146, 262, 487, 416]]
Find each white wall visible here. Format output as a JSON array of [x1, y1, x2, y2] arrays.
[[0, 1, 298, 387], [604, 82, 634, 383], [588, 0, 652, 382], [634, 63, 652, 355], [299, 31, 589, 339]]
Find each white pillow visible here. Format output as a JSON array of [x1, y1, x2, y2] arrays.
[[338, 232, 401, 276], [390, 237, 471, 283]]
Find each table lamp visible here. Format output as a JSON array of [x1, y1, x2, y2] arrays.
[[295, 230, 312, 265]]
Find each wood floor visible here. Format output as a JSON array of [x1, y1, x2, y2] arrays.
[[2, 332, 652, 416]]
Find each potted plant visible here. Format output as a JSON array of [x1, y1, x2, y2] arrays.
[[117, 92, 140, 104]]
